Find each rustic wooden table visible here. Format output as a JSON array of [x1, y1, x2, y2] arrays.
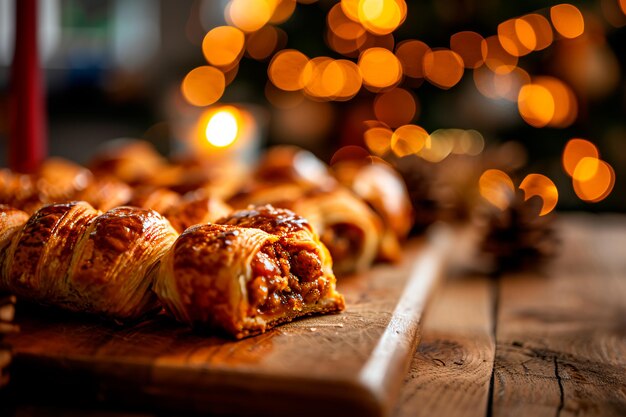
[[4, 214, 626, 417]]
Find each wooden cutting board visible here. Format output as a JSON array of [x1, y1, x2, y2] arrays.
[[5, 228, 452, 417]]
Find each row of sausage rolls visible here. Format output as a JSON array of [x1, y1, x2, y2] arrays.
[[0, 203, 344, 338]]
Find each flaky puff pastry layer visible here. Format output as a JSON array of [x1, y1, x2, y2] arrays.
[[153, 207, 345, 338], [0, 202, 178, 320]]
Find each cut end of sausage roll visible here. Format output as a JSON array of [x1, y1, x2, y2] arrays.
[[154, 207, 345, 339]]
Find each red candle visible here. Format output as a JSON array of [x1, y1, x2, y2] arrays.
[[8, 0, 47, 173]]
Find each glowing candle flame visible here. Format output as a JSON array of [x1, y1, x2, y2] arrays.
[[205, 108, 240, 148]]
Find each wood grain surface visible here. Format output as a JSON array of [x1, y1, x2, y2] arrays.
[[3, 215, 625, 417], [492, 215, 626, 417], [4, 230, 451, 417]]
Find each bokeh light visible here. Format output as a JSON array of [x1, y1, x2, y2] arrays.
[[481, 35, 518, 73], [270, 0, 297, 24], [479, 169, 515, 211], [364, 125, 394, 155], [334, 60, 363, 101], [181, 66, 225, 107], [562, 138, 600, 177], [419, 129, 455, 162], [573, 158, 615, 202], [451, 129, 485, 155], [226, 0, 273, 33], [519, 174, 558, 215], [391, 124, 428, 157], [423, 49, 464, 89], [474, 66, 530, 101], [521, 14, 553, 51], [374, 88, 417, 127], [357, 0, 408, 35], [301, 57, 338, 99], [395, 40, 430, 78], [202, 26, 245, 69], [358, 47, 403, 90], [498, 19, 535, 57], [205, 107, 240, 148], [550, 4, 585, 39], [517, 83, 555, 127], [535, 76, 578, 127], [328, 3, 366, 41], [268, 49, 309, 91], [450, 31, 485, 69], [246, 26, 286, 61]]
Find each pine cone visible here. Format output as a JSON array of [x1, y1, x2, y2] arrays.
[[475, 190, 559, 273], [391, 155, 438, 233], [0, 292, 18, 389]]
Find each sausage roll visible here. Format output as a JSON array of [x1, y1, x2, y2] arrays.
[[153, 206, 345, 338], [88, 139, 167, 185], [129, 186, 182, 215], [333, 160, 413, 262], [0, 206, 29, 266], [254, 146, 337, 190], [163, 192, 232, 233], [0, 202, 178, 320], [290, 188, 383, 274]]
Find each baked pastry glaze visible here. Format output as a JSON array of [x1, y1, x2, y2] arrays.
[[0, 202, 178, 320], [153, 206, 345, 338]]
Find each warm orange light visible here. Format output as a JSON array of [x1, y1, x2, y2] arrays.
[[358, 47, 403, 90], [364, 126, 394, 156], [328, 3, 366, 41], [181, 66, 225, 107], [517, 83, 555, 128], [202, 26, 245, 69], [550, 4, 585, 39], [395, 40, 430, 78], [479, 169, 515, 211], [573, 158, 615, 202], [268, 50, 309, 91], [246, 25, 285, 61], [621, 0, 626, 15], [519, 174, 558, 216], [326, 29, 366, 57], [334, 59, 363, 100], [481, 35, 518, 73], [302, 57, 347, 100], [341, 0, 360, 22], [520, 14, 553, 51], [226, 0, 274, 33], [498, 19, 536, 57], [450, 31, 484, 69], [423, 49, 464, 89], [358, 0, 407, 35], [534, 76, 578, 128], [270, 0, 296, 24], [205, 107, 240, 148], [391, 124, 428, 157], [562, 138, 599, 177], [374, 88, 417, 128]]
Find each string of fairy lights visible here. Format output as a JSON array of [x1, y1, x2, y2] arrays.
[[180, 0, 622, 214]]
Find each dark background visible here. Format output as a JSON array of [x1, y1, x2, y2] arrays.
[[0, 0, 624, 210]]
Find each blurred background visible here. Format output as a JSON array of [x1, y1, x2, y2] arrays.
[[0, 0, 624, 211]]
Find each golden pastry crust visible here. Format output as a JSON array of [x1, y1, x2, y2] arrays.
[[0, 206, 30, 270], [333, 160, 414, 262], [154, 207, 345, 338], [163, 192, 232, 233], [0, 202, 178, 320], [129, 186, 182, 214], [74, 177, 133, 211]]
